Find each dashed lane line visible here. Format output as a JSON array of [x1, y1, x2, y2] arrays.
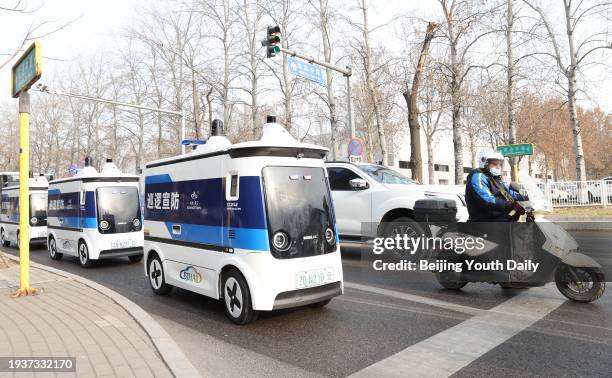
[[349, 284, 564, 378]]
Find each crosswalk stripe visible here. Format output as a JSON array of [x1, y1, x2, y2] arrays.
[[350, 285, 564, 378]]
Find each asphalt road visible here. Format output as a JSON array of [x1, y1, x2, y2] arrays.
[[3, 230, 611, 377]]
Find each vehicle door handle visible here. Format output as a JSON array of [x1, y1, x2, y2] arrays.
[[172, 225, 181, 235]]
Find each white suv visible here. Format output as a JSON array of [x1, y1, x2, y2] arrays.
[[325, 162, 468, 241]]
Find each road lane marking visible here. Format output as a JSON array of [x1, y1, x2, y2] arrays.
[[350, 285, 564, 377], [345, 281, 484, 316]]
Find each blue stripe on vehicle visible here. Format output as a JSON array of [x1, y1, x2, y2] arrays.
[[163, 222, 269, 251], [55, 216, 98, 229], [145, 174, 172, 185], [145, 176, 267, 230]]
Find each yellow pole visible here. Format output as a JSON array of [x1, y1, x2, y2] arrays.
[[513, 162, 519, 183], [13, 91, 36, 297]]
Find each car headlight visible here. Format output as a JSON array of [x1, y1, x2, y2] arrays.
[[100, 220, 110, 231], [272, 231, 290, 251], [325, 228, 336, 245], [133, 218, 141, 228], [30, 217, 38, 225]]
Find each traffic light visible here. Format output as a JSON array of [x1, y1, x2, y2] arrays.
[[261, 25, 281, 58]]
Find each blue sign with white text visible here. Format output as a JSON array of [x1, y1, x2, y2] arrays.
[[288, 56, 326, 86]]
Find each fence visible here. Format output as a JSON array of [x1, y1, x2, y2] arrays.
[[535, 179, 612, 207]]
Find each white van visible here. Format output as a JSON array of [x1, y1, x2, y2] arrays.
[[47, 160, 144, 267], [143, 117, 344, 324], [0, 175, 49, 248]]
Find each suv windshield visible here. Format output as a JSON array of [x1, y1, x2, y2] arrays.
[[30, 193, 47, 227], [262, 166, 336, 259], [96, 186, 141, 234], [358, 165, 416, 185]]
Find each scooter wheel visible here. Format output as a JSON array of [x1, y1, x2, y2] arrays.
[[555, 264, 605, 303]]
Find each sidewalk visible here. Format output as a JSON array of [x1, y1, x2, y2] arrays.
[[0, 260, 174, 377]]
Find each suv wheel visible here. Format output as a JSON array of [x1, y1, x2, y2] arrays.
[[379, 216, 425, 260]]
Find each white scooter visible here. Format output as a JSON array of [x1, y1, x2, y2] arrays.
[[417, 172, 606, 303]]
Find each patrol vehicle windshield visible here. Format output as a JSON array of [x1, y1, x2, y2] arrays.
[[262, 166, 336, 259], [29, 193, 47, 227], [96, 186, 141, 234]]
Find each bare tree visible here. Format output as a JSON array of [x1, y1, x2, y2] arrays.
[[524, 0, 612, 181], [403, 21, 437, 182], [357, 0, 388, 165], [437, 0, 498, 184]]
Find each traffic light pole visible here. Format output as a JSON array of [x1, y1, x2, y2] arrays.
[[280, 47, 355, 138]]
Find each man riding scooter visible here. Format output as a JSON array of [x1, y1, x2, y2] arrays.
[[465, 149, 527, 221]]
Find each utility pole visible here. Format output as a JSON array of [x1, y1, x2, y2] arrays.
[[36, 84, 188, 155]]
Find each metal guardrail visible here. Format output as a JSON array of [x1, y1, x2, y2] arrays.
[[535, 180, 611, 207]]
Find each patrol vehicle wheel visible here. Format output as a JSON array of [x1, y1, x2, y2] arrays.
[[0, 229, 9, 247], [128, 255, 143, 263], [16, 232, 20, 249], [148, 254, 172, 295], [78, 241, 93, 268], [48, 237, 63, 260], [222, 270, 257, 325]]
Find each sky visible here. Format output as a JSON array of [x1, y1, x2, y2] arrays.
[[0, 0, 610, 111]]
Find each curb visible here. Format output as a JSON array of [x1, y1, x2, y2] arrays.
[[4, 254, 201, 378], [547, 216, 612, 231]]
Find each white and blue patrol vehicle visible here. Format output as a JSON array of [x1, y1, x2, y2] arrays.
[[143, 117, 344, 324], [47, 159, 144, 267], [0, 174, 49, 248]]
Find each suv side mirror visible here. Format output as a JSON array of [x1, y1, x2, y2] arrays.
[[349, 178, 368, 190]]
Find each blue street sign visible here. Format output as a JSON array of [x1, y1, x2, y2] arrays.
[[288, 56, 326, 85]]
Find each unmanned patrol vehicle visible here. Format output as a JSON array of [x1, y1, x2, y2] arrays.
[[47, 159, 144, 267], [143, 116, 344, 324], [0, 174, 49, 248]]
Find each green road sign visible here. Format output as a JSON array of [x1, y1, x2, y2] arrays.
[[497, 143, 533, 157], [11, 42, 42, 98]]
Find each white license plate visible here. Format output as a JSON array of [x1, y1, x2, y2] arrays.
[[111, 239, 136, 249], [296, 268, 334, 289]]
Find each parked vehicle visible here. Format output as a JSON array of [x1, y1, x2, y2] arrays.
[[0, 174, 48, 248], [325, 162, 468, 245], [47, 159, 143, 267], [418, 173, 605, 303], [143, 117, 343, 325]]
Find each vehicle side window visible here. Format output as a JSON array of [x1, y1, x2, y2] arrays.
[[327, 167, 361, 191]]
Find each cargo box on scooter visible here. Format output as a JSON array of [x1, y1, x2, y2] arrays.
[[414, 199, 457, 222]]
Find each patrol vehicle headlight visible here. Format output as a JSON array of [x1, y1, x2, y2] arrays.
[[133, 218, 141, 228], [100, 220, 110, 231], [272, 231, 290, 251], [325, 228, 335, 245], [30, 217, 38, 225]]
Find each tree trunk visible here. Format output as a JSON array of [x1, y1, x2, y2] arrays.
[[319, 0, 338, 160], [563, 0, 586, 182], [192, 69, 201, 140], [506, 0, 518, 181], [403, 21, 436, 182], [361, 0, 387, 165], [427, 135, 435, 185]]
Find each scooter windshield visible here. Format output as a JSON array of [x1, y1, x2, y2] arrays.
[[29, 193, 47, 227], [96, 186, 142, 234], [262, 166, 336, 259]]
